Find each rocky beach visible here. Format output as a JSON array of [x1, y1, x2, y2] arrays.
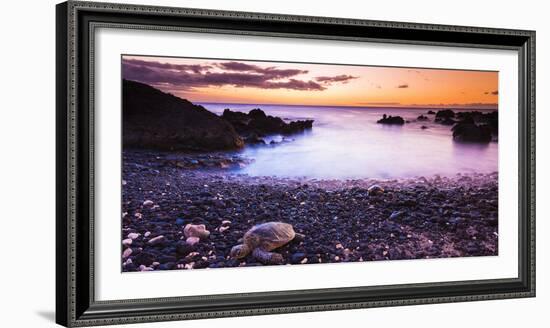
[[122, 150, 498, 272]]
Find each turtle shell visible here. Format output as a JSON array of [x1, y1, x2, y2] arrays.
[[244, 222, 295, 251]]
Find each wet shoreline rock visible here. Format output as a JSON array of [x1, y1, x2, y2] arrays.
[[377, 114, 405, 125], [417, 115, 429, 121], [452, 122, 492, 143], [429, 109, 498, 143], [222, 108, 313, 143]]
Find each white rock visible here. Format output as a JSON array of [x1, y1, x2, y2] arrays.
[[219, 226, 230, 233], [221, 220, 231, 225], [139, 265, 154, 272], [186, 236, 200, 246], [122, 248, 133, 258], [127, 232, 140, 240], [122, 238, 133, 246], [144, 231, 151, 237], [143, 200, 154, 206], [148, 235, 165, 245], [185, 252, 200, 259], [184, 224, 210, 239]]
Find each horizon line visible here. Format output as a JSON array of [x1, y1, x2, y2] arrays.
[[195, 100, 498, 111]]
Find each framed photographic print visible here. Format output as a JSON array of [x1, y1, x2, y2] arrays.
[[56, 1, 536, 326]]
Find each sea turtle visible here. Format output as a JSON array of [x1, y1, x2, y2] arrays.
[[230, 222, 305, 265]]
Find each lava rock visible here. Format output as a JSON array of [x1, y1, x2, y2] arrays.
[[452, 122, 492, 143], [377, 114, 405, 125], [417, 115, 429, 121], [123, 79, 243, 151]]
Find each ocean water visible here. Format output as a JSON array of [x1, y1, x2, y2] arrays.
[[199, 103, 498, 179]]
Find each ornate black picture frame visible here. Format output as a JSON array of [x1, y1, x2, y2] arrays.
[[56, 1, 535, 326]]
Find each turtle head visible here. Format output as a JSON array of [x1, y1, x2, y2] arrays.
[[230, 244, 250, 259]]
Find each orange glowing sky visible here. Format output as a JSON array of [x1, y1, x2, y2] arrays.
[[122, 55, 498, 109]]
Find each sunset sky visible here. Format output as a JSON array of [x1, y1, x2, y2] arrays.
[[122, 55, 498, 109]]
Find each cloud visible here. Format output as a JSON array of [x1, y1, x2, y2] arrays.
[[315, 74, 358, 84], [217, 61, 309, 80], [122, 58, 355, 92], [397, 84, 409, 88], [123, 59, 211, 73]]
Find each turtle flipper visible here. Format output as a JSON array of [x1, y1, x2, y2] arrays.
[[252, 248, 284, 265]]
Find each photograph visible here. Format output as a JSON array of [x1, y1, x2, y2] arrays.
[[120, 55, 499, 272], [50, 1, 536, 326]]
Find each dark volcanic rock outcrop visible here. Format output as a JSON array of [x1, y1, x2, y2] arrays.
[[123, 80, 244, 151], [417, 115, 429, 121], [222, 108, 313, 137], [377, 114, 405, 125], [435, 109, 456, 120], [452, 122, 492, 143], [434, 110, 457, 125], [455, 111, 498, 136]]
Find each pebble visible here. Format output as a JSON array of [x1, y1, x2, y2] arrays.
[[186, 236, 200, 246], [139, 265, 154, 272], [389, 211, 403, 220], [122, 248, 133, 258], [184, 224, 210, 239], [147, 235, 165, 245], [127, 232, 140, 240], [122, 238, 133, 246], [143, 200, 154, 206], [290, 253, 306, 264], [367, 184, 384, 196]]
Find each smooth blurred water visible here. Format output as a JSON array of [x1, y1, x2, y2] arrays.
[[199, 103, 498, 179]]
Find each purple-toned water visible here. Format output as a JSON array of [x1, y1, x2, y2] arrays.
[[200, 103, 498, 179]]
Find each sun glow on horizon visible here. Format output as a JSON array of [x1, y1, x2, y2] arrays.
[[122, 55, 499, 109]]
